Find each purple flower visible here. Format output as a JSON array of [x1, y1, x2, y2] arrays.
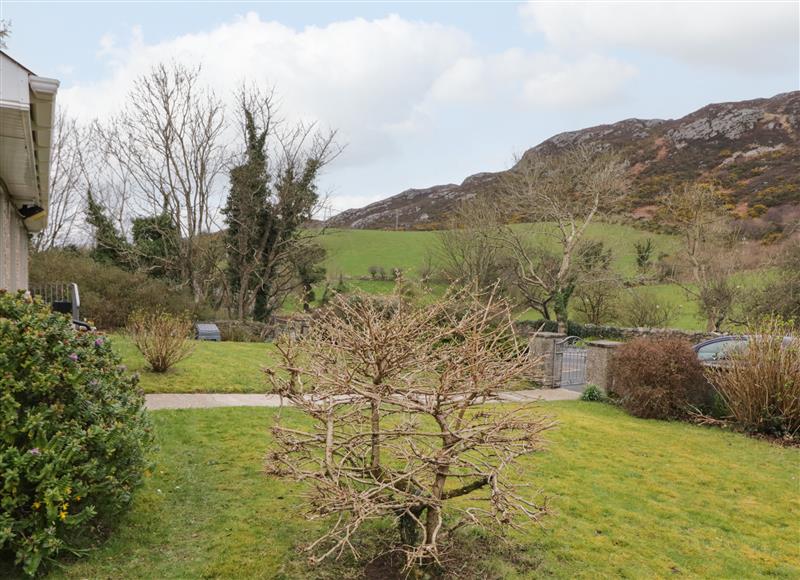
[[29, 448, 41, 456], [94, 338, 104, 347], [68, 353, 79, 362]]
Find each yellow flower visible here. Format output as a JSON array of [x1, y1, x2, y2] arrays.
[[75, 496, 81, 501], [65, 486, 72, 495], [59, 511, 67, 521], [32, 501, 41, 510]]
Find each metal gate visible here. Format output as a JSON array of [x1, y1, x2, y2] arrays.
[[555, 336, 587, 389]]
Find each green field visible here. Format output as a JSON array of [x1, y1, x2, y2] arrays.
[[315, 223, 712, 330], [319, 223, 680, 280], [32, 403, 799, 579]]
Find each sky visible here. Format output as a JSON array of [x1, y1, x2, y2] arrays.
[[2, 1, 799, 217]]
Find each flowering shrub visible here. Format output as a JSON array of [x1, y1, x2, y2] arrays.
[[0, 291, 153, 576]]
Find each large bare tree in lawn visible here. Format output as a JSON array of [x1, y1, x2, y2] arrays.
[[266, 289, 553, 573], [498, 145, 628, 331], [96, 62, 227, 304]]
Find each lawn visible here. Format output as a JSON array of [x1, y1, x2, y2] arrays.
[[109, 334, 277, 393], [35, 402, 799, 579]]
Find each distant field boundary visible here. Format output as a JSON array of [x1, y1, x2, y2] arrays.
[[515, 319, 721, 342]]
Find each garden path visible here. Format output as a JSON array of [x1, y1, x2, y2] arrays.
[[145, 388, 581, 410]]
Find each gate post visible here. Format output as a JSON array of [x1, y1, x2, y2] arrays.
[[528, 332, 566, 388], [586, 340, 623, 392]]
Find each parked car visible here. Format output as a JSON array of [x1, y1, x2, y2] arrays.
[[693, 335, 795, 365]]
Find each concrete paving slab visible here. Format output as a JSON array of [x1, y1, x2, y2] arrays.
[[145, 388, 580, 410]]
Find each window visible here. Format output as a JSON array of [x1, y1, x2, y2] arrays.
[[697, 338, 747, 361]]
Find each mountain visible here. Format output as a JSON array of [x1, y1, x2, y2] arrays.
[[328, 91, 800, 230]]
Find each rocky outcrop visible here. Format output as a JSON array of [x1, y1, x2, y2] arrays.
[[329, 91, 800, 230]]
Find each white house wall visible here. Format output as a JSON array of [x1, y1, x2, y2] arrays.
[[0, 187, 29, 291]]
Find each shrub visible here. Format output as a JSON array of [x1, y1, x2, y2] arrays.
[[581, 385, 606, 402], [30, 250, 199, 329], [705, 317, 800, 436], [0, 291, 152, 576], [127, 310, 195, 372], [367, 265, 386, 280], [608, 337, 711, 419], [621, 290, 674, 328], [580, 384, 606, 402]]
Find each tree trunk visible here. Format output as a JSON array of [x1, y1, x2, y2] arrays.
[[553, 284, 574, 333]]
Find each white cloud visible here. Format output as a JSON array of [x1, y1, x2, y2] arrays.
[[429, 49, 637, 108], [61, 10, 639, 173], [60, 13, 472, 165], [520, 1, 799, 72]]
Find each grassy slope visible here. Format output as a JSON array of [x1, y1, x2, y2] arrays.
[[42, 403, 798, 579], [318, 224, 709, 330], [319, 223, 680, 279], [110, 334, 277, 394]]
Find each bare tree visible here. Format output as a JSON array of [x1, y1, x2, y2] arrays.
[[659, 183, 739, 331], [0, 19, 10, 49], [95, 62, 228, 303], [436, 197, 508, 290], [266, 289, 554, 573], [32, 110, 85, 251], [498, 146, 628, 330], [574, 277, 621, 325]]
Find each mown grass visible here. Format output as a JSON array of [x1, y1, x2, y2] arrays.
[[35, 402, 800, 579], [109, 333, 277, 393]]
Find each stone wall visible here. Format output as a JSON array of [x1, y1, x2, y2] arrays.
[[214, 315, 311, 342], [585, 340, 623, 391], [515, 319, 720, 343], [527, 332, 565, 388]]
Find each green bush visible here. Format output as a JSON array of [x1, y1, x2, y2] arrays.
[[608, 336, 711, 420], [30, 250, 200, 330], [0, 291, 153, 576], [580, 384, 606, 402]]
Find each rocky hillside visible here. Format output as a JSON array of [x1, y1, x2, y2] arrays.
[[329, 91, 800, 231]]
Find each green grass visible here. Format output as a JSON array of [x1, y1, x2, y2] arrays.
[[315, 224, 713, 330], [37, 402, 798, 579], [319, 223, 680, 280], [320, 228, 436, 278], [109, 334, 278, 393]]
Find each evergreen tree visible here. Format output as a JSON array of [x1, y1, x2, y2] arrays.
[[85, 188, 129, 269], [223, 94, 333, 321], [131, 213, 180, 280]]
